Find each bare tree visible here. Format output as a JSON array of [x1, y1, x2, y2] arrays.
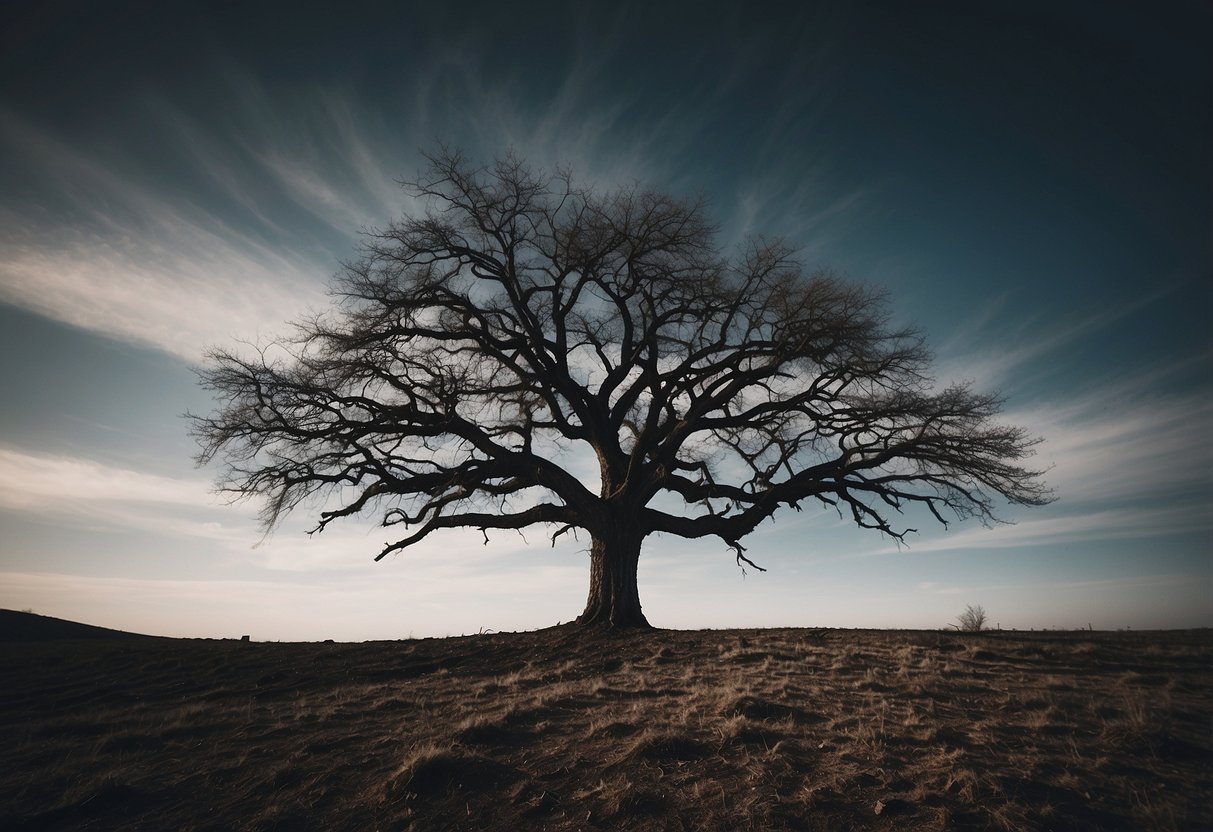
[[955, 604, 988, 632], [192, 149, 1051, 629]]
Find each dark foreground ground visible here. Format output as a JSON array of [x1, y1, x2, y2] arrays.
[[1, 611, 1209, 831]]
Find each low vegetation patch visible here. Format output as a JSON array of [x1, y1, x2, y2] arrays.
[[0, 615, 1209, 830]]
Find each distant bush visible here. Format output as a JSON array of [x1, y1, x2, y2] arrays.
[[954, 604, 988, 632]]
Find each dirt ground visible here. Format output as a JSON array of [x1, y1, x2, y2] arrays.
[[2, 614, 1209, 830]]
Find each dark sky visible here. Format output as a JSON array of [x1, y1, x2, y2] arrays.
[[0, 1, 1209, 637]]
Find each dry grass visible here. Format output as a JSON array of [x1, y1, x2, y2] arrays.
[[1, 618, 1209, 830]]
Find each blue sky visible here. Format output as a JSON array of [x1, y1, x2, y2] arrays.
[[0, 1, 1208, 639]]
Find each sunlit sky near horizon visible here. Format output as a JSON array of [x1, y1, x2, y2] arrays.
[[1, 1, 1209, 640]]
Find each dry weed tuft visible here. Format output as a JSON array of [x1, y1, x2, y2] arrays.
[[624, 729, 713, 763], [719, 693, 812, 725], [384, 743, 517, 799]]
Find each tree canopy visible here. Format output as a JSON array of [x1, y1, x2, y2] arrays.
[[193, 149, 1051, 628]]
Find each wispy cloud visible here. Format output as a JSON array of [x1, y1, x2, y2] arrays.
[[862, 367, 1213, 555], [1016, 388, 1213, 506], [0, 49, 672, 365], [405, 28, 660, 192], [0, 110, 332, 362], [932, 288, 1176, 393], [0, 445, 248, 547], [0, 20, 858, 369], [222, 83, 416, 235], [0, 445, 584, 583], [881, 503, 1209, 556], [0, 446, 211, 510]]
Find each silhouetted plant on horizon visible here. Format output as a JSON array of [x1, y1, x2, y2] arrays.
[[192, 149, 1052, 629], [954, 604, 989, 632]]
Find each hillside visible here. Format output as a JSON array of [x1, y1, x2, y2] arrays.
[[0, 609, 160, 642], [1, 621, 1209, 830]]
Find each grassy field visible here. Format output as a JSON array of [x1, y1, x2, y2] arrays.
[[1, 611, 1209, 830]]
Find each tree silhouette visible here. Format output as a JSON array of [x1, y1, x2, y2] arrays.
[[954, 604, 988, 632], [193, 150, 1051, 629]]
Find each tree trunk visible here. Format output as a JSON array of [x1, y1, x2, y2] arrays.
[[576, 528, 650, 628]]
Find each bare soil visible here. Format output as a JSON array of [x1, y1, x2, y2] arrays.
[[1, 612, 1209, 830]]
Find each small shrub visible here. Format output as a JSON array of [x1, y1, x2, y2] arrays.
[[385, 744, 516, 798], [955, 604, 988, 632], [624, 730, 712, 762]]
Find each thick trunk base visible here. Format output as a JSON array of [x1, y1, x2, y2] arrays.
[[575, 534, 651, 629]]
